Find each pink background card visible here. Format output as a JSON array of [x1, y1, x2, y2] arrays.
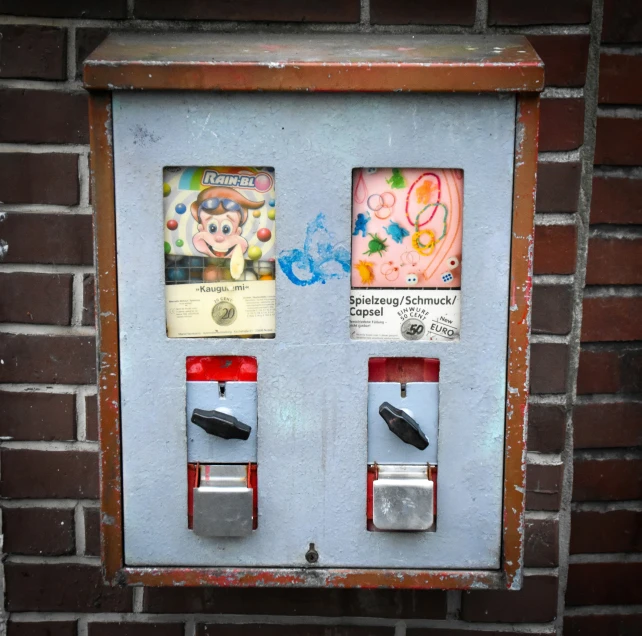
[[351, 168, 463, 288]]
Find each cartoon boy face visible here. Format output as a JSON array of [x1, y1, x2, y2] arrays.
[[190, 187, 263, 259]]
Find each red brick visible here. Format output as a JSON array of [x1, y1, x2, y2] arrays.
[[89, 624, 184, 636], [0, 213, 93, 266], [528, 35, 589, 88], [198, 628, 391, 636], [595, 117, 642, 166], [489, 0, 591, 25], [83, 274, 96, 326], [524, 517, 559, 567], [587, 237, 642, 285], [2, 507, 75, 556], [591, 176, 642, 224], [530, 343, 569, 394], [602, 0, 642, 43], [532, 285, 573, 335], [574, 402, 642, 448], [539, 98, 585, 152], [0, 26, 67, 80], [0, 334, 96, 384], [0, 90, 89, 144], [0, 154, 79, 205], [84, 506, 101, 557], [565, 614, 642, 636], [577, 345, 642, 394], [1, 0, 127, 18], [0, 273, 72, 325], [7, 622, 77, 636], [143, 587, 446, 618], [570, 509, 642, 553], [566, 562, 642, 605], [0, 449, 98, 499], [85, 394, 98, 441], [5, 563, 132, 612], [527, 463, 564, 511], [536, 162, 581, 213], [528, 404, 566, 453], [371, 0, 475, 25], [407, 631, 552, 636], [0, 391, 75, 441], [599, 54, 642, 105], [573, 457, 642, 501], [75, 28, 110, 80], [534, 225, 577, 275], [461, 575, 558, 622], [581, 296, 642, 342], [134, 0, 360, 21]]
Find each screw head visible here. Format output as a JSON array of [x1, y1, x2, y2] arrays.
[[305, 543, 319, 564]]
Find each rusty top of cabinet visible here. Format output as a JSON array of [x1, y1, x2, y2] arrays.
[[83, 33, 544, 92]]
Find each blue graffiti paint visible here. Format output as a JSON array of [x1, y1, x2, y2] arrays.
[[352, 211, 371, 238], [384, 221, 410, 244], [279, 213, 351, 286]]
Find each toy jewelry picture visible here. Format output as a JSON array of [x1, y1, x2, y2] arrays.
[[350, 168, 463, 342], [163, 166, 276, 338]]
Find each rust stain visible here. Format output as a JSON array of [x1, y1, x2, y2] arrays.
[[123, 567, 501, 589], [83, 34, 544, 93], [89, 92, 124, 584], [503, 94, 539, 591]]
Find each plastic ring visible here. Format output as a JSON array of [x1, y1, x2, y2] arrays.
[[381, 191, 396, 208], [367, 194, 384, 211], [374, 207, 392, 220], [412, 229, 436, 256]]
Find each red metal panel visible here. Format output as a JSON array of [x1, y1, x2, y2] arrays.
[[186, 356, 258, 382]]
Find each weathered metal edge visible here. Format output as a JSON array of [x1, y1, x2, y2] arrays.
[[89, 92, 125, 583], [84, 62, 543, 92], [502, 94, 540, 591], [122, 566, 503, 589]]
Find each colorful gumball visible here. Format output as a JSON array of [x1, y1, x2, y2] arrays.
[[267, 209, 276, 221], [175, 239, 184, 247], [257, 228, 272, 242], [269, 199, 275, 207], [166, 267, 188, 282], [254, 174, 271, 192], [248, 246, 263, 260], [253, 210, 261, 218], [163, 183, 171, 197], [167, 219, 178, 230], [203, 267, 221, 282], [175, 203, 187, 214]]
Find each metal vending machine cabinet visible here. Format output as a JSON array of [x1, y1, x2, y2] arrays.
[[86, 34, 542, 589]]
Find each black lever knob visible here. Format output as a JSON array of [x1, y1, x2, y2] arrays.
[[191, 408, 251, 440], [379, 402, 429, 450]]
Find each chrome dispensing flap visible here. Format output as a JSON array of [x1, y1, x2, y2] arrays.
[[372, 464, 434, 531], [193, 464, 253, 538]]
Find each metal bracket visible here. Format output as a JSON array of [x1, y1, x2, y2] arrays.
[[186, 381, 257, 463], [368, 382, 438, 465]]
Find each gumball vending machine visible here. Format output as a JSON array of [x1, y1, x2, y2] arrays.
[[86, 34, 542, 589]]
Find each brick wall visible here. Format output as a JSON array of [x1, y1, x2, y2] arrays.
[[0, 1, 639, 635]]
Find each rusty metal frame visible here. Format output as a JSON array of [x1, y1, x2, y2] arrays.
[[88, 35, 540, 590]]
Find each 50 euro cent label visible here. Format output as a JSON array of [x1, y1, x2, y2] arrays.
[[350, 288, 460, 342], [166, 279, 275, 337]]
